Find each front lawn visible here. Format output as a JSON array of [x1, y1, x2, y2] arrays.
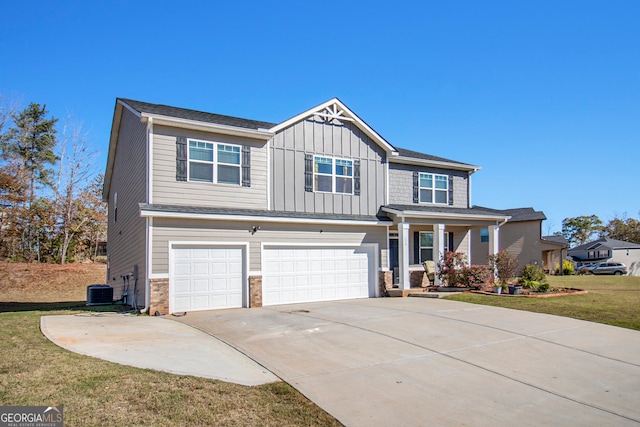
[[0, 263, 341, 426], [445, 275, 640, 330]]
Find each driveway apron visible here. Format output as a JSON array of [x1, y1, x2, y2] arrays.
[[174, 298, 640, 426]]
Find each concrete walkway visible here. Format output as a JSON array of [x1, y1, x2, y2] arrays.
[[174, 298, 640, 426], [40, 313, 278, 386]]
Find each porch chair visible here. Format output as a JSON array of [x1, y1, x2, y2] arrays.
[[422, 260, 436, 285]]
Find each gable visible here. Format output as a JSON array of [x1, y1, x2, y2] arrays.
[[269, 98, 396, 154]]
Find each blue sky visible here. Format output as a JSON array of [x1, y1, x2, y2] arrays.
[[1, 1, 638, 233]]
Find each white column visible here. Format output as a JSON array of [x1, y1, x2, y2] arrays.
[[488, 225, 500, 280], [432, 223, 445, 286], [398, 222, 410, 290]]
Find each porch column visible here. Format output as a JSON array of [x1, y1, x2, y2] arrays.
[[432, 223, 445, 286], [488, 225, 500, 280], [398, 222, 410, 290]]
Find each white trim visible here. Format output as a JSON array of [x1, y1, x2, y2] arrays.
[[269, 98, 396, 154], [187, 139, 242, 185], [313, 155, 354, 195], [261, 242, 380, 298], [149, 273, 169, 279], [168, 241, 250, 313], [385, 158, 390, 205], [142, 113, 274, 140], [382, 207, 511, 222], [418, 172, 449, 205], [118, 99, 142, 119], [391, 155, 480, 172], [249, 270, 262, 276], [140, 209, 389, 226], [147, 117, 153, 204], [266, 137, 272, 210], [144, 217, 152, 311]]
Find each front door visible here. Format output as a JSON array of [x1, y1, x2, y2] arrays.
[[389, 238, 399, 284]]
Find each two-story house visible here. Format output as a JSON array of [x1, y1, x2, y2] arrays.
[[103, 98, 513, 315]]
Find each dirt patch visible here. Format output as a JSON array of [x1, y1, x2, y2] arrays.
[[0, 262, 106, 303]]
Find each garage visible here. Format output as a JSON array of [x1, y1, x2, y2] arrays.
[[262, 246, 375, 306], [170, 245, 245, 313]]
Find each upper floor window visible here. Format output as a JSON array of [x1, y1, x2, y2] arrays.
[[188, 140, 240, 185], [419, 173, 448, 204], [314, 156, 353, 194]]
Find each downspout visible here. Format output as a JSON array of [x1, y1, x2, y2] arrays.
[[140, 117, 154, 314]]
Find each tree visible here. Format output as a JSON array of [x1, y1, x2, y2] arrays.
[[562, 215, 603, 247], [4, 103, 59, 206], [602, 215, 640, 244], [75, 174, 107, 261], [54, 119, 95, 264]]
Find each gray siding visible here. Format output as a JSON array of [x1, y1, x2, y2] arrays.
[[107, 107, 148, 306], [388, 163, 469, 208], [151, 218, 387, 274], [470, 220, 544, 270], [152, 125, 268, 209], [270, 117, 386, 215]]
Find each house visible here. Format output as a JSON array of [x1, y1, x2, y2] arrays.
[[470, 207, 567, 273], [104, 98, 525, 315], [568, 237, 640, 276], [540, 234, 569, 274]]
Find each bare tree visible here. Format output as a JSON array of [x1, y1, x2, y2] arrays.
[[54, 118, 95, 264]]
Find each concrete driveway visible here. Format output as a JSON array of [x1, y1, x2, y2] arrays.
[[175, 297, 640, 426]]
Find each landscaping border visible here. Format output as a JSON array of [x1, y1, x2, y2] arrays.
[[470, 288, 588, 298]]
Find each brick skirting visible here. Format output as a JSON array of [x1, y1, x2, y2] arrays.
[[249, 275, 262, 307], [379, 270, 393, 295], [149, 278, 169, 315]]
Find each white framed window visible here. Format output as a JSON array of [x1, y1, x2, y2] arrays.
[[419, 231, 450, 262], [419, 173, 448, 204], [188, 140, 241, 185], [314, 156, 353, 194]]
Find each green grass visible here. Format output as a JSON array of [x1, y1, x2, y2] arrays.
[[0, 306, 342, 426], [445, 275, 640, 330]]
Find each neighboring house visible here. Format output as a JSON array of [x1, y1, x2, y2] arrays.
[[470, 207, 556, 271], [568, 238, 640, 276], [104, 98, 526, 315], [540, 234, 569, 274]]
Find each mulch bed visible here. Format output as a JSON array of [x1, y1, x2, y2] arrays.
[[470, 288, 588, 298]]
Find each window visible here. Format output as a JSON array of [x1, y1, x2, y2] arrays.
[[113, 192, 118, 223], [188, 140, 241, 185], [419, 173, 448, 204], [419, 231, 450, 262], [314, 156, 353, 194], [480, 228, 489, 243]]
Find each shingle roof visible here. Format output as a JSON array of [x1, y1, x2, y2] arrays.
[[139, 204, 392, 223], [568, 237, 640, 252], [383, 204, 511, 218], [394, 147, 473, 166], [472, 206, 547, 222], [542, 235, 569, 246], [119, 98, 277, 130]]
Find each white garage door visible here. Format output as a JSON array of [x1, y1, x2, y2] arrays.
[[262, 246, 374, 306], [171, 246, 244, 313]]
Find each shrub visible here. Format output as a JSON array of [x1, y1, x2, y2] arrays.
[[520, 264, 547, 289], [555, 260, 575, 275], [437, 251, 468, 287], [487, 250, 519, 286], [538, 282, 550, 292], [460, 265, 491, 289]]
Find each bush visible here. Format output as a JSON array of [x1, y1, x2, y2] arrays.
[[555, 260, 575, 275], [437, 251, 468, 287], [520, 264, 547, 289], [538, 282, 550, 292], [488, 250, 519, 286], [461, 265, 491, 289]]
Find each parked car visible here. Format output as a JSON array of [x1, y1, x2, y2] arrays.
[[575, 263, 595, 274], [589, 262, 628, 275]]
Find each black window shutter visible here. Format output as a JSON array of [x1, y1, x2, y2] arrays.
[[176, 137, 187, 181], [413, 171, 419, 203], [304, 154, 313, 192], [353, 159, 361, 196], [449, 232, 454, 252], [413, 231, 420, 264], [448, 176, 454, 205], [241, 145, 251, 187]]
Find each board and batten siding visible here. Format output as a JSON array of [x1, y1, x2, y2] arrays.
[[388, 163, 469, 208], [152, 125, 268, 209], [270, 117, 386, 216], [151, 218, 387, 274], [107, 107, 148, 306]]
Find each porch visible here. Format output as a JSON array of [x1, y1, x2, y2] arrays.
[[381, 205, 511, 290]]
